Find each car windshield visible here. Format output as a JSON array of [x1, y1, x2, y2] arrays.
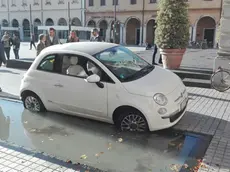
[[93, 46, 154, 82]]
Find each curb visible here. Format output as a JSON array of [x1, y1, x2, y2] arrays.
[[6, 59, 33, 70], [0, 92, 21, 101]]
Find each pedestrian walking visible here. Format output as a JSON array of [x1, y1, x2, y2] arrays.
[[152, 43, 158, 65], [45, 28, 60, 47], [152, 43, 162, 65], [1, 32, 12, 60], [66, 30, 79, 43], [0, 41, 6, 93], [90, 28, 102, 42], [12, 33, 20, 59], [30, 33, 36, 50], [36, 34, 46, 56]]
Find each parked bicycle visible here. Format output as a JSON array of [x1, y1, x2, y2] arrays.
[[211, 65, 230, 92]]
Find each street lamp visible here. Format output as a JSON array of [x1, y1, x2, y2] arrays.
[[68, 1, 71, 32], [113, 0, 117, 43], [29, 4, 33, 34]]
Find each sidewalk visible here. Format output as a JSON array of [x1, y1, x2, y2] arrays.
[[0, 138, 99, 172], [175, 87, 230, 172]]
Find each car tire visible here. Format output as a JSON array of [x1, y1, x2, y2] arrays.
[[22, 92, 46, 113], [117, 110, 149, 132]]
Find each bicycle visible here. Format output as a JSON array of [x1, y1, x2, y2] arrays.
[[211, 65, 230, 92]]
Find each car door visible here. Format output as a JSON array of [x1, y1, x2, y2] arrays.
[[51, 54, 109, 118], [34, 54, 66, 111]]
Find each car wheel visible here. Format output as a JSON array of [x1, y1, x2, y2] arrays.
[[118, 111, 149, 132], [22, 92, 45, 112]]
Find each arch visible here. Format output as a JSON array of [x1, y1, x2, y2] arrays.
[[12, 19, 19, 27], [125, 17, 141, 45], [45, 18, 54, 26], [145, 17, 156, 25], [58, 18, 67, 26], [98, 20, 108, 41], [98, 19, 108, 29], [34, 18, 41, 26], [33, 18, 41, 42], [2, 19, 8, 27], [72, 17, 81, 26], [124, 16, 141, 28], [22, 19, 30, 41], [146, 19, 156, 44], [195, 16, 216, 48], [87, 20, 96, 27]]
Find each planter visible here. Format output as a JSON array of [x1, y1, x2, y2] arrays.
[[159, 49, 186, 69]]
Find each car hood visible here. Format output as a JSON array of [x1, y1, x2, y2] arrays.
[[122, 66, 184, 97]]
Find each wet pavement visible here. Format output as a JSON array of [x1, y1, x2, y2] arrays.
[[0, 98, 212, 172]]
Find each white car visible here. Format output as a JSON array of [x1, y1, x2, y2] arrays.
[[20, 42, 188, 132]]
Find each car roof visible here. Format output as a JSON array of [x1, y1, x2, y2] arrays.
[[43, 42, 118, 56]]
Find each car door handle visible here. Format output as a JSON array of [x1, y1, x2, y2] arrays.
[[54, 84, 63, 87]]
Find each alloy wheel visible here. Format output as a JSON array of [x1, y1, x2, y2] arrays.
[[120, 114, 147, 132], [24, 96, 41, 112]]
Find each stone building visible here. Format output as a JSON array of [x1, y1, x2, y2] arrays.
[[86, 0, 222, 47], [0, 0, 85, 41]]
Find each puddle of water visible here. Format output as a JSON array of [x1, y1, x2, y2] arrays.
[[0, 98, 211, 172]]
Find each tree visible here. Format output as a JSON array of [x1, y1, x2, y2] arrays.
[[155, 0, 190, 49]]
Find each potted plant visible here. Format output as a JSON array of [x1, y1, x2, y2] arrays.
[[155, 0, 190, 69]]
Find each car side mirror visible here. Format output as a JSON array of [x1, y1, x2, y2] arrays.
[[85, 74, 100, 83]]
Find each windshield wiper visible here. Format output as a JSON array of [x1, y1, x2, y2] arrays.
[[122, 65, 154, 82]]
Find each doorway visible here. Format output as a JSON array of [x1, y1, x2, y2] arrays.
[[204, 28, 215, 48], [135, 28, 140, 45]]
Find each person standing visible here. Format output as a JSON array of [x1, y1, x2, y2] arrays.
[[66, 30, 79, 43], [1, 32, 12, 60], [0, 41, 6, 92], [36, 34, 46, 56], [0, 41, 6, 67], [45, 28, 59, 47], [90, 28, 102, 42], [152, 43, 158, 65], [12, 33, 20, 59], [30, 33, 36, 50]]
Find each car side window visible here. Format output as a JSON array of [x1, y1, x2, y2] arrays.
[[37, 54, 62, 73], [37, 55, 55, 72], [60, 54, 115, 83]]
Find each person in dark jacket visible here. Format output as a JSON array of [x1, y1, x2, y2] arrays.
[[45, 28, 60, 47], [152, 44, 162, 65], [152, 44, 158, 65], [90, 28, 102, 42], [30, 33, 36, 50], [0, 41, 6, 67], [0, 41, 6, 92], [12, 33, 20, 59]]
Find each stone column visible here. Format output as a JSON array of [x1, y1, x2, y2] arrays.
[[119, 24, 124, 44], [214, 0, 230, 71], [192, 25, 196, 42], [143, 25, 147, 46], [139, 26, 143, 46], [106, 27, 110, 42], [123, 25, 127, 45]]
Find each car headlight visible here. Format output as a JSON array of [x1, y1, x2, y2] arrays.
[[153, 93, 168, 106]]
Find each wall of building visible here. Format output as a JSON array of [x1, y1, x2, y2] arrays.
[[0, 0, 84, 41], [86, 0, 222, 47]]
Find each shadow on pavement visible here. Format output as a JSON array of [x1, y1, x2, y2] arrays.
[[189, 93, 230, 103], [0, 69, 20, 74], [0, 91, 20, 100]]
